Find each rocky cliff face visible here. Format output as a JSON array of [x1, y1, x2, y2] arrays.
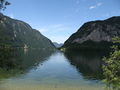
[[62, 16, 120, 50], [0, 13, 55, 49]]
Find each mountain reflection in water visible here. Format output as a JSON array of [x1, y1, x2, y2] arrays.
[[0, 49, 54, 79], [0, 49, 109, 90], [64, 50, 109, 80]]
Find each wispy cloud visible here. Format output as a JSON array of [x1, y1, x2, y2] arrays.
[[89, 2, 103, 10], [89, 6, 96, 10], [38, 24, 69, 33]]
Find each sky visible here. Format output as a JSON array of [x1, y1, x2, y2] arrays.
[[3, 0, 120, 43]]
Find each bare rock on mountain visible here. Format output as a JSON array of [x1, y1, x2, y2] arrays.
[[62, 16, 120, 50], [0, 13, 55, 49]]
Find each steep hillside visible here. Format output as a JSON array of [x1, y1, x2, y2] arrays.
[[0, 13, 55, 49], [62, 16, 120, 50]]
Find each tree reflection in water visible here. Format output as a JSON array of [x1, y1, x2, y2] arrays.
[[64, 50, 109, 80]]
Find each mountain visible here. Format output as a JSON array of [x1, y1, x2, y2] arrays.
[[62, 16, 120, 50], [0, 13, 55, 49], [53, 42, 63, 48]]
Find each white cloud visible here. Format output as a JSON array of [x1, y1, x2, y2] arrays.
[[89, 6, 96, 10], [89, 2, 103, 10]]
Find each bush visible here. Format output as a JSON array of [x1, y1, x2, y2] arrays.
[[102, 37, 120, 90]]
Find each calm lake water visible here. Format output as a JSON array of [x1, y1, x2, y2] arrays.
[[0, 49, 108, 90]]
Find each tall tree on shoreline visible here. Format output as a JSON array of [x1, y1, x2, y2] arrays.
[[0, 0, 10, 12], [102, 37, 120, 90]]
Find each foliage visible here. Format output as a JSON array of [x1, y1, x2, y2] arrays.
[[102, 37, 120, 90], [0, 0, 10, 11]]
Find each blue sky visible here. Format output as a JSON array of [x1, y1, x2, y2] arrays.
[[3, 0, 120, 43]]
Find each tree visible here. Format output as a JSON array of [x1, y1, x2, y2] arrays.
[[102, 37, 120, 90], [0, 0, 10, 12]]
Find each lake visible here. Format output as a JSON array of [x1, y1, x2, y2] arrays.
[[0, 49, 108, 90]]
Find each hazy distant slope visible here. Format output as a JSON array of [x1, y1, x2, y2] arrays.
[[53, 42, 63, 48]]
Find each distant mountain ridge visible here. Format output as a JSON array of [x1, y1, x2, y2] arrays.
[[0, 13, 55, 49], [62, 16, 120, 50], [53, 42, 63, 48]]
